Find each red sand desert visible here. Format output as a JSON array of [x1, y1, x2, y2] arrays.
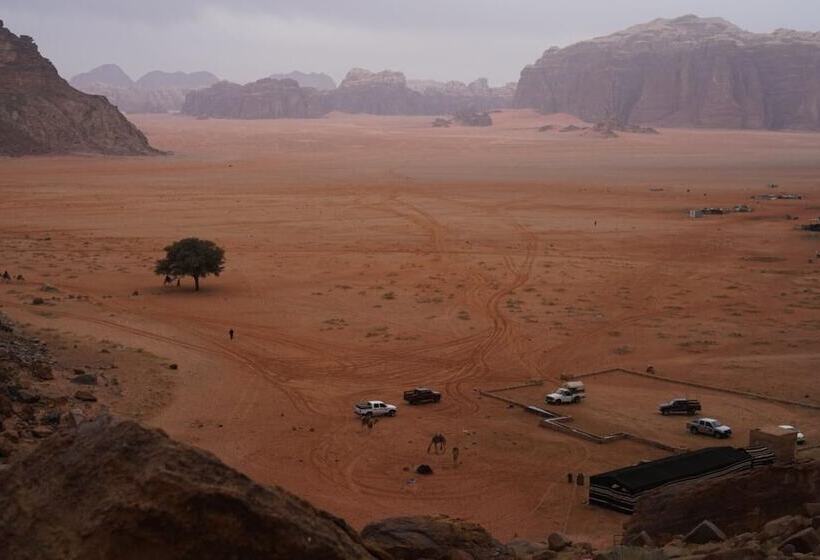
[[1, 110, 818, 545]]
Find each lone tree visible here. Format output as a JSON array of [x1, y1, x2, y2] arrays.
[[155, 238, 225, 291]]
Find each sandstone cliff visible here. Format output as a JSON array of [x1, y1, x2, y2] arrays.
[[0, 22, 158, 156], [182, 78, 326, 119], [515, 14, 820, 130]]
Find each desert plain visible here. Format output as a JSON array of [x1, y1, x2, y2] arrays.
[[0, 110, 818, 545]]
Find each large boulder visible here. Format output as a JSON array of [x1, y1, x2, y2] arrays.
[[0, 416, 380, 560], [514, 14, 820, 130], [361, 515, 514, 560], [0, 22, 159, 156]]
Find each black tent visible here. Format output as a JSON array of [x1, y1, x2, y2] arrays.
[[589, 446, 773, 514]]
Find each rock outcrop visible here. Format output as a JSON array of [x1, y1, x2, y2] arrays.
[[361, 516, 514, 560], [70, 65, 218, 114], [0, 415, 382, 560], [514, 14, 820, 130], [409, 77, 515, 113], [0, 22, 158, 156], [269, 70, 337, 91], [325, 68, 423, 115], [326, 70, 513, 116], [182, 78, 326, 119]]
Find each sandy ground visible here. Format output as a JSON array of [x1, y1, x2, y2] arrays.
[[0, 110, 818, 545]]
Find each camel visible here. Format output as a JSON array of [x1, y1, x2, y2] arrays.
[[163, 275, 175, 287], [427, 433, 446, 454], [1, 271, 10, 282]]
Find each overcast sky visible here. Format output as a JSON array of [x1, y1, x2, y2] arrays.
[[4, 1, 820, 85]]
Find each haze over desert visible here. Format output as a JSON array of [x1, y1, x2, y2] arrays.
[[2, 5, 820, 558], [2, 111, 818, 544]]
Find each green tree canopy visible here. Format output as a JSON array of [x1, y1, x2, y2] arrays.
[[155, 238, 225, 291]]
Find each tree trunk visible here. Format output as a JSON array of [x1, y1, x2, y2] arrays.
[[194, 276, 200, 291]]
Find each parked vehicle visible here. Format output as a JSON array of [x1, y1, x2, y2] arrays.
[[546, 387, 585, 405], [779, 425, 806, 445], [354, 400, 397, 417], [659, 398, 702, 416], [403, 387, 442, 405], [686, 418, 732, 438]]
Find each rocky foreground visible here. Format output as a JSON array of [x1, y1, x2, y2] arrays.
[[0, 21, 159, 156], [515, 14, 820, 130], [1, 311, 819, 559]]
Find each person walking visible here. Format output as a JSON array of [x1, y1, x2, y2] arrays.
[[229, 328, 235, 341]]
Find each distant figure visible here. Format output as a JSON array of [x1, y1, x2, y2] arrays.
[[163, 275, 173, 286], [1, 270, 10, 282], [361, 415, 377, 431], [452, 446, 460, 466], [229, 328, 235, 340], [427, 433, 447, 454], [576, 472, 585, 486], [176, 278, 181, 287], [567, 472, 574, 484], [594, 221, 597, 227]]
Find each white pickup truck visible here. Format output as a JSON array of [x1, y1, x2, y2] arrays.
[[686, 417, 732, 438], [545, 385, 585, 405], [353, 400, 397, 417]]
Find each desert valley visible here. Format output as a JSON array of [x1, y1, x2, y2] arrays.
[[1, 9, 820, 560]]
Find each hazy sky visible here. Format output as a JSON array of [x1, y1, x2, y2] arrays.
[[4, 1, 820, 85]]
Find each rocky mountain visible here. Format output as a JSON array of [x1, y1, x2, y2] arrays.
[[136, 70, 219, 90], [324, 69, 513, 116], [269, 70, 337, 91], [326, 68, 423, 115], [0, 22, 158, 156], [514, 14, 820, 130], [410, 78, 515, 113], [70, 63, 134, 89], [70, 66, 218, 114], [182, 78, 326, 119]]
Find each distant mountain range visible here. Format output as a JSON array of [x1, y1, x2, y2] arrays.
[[183, 68, 515, 119], [69, 65, 219, 114]]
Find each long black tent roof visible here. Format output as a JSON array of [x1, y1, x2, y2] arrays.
[[590, 447, 751, 494]]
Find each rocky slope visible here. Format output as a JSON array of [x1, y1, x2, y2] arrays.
[[0, 22, 158, 156], [70, 65, 218, 114], [514, 14, 820, 130], [182, 78, 326, 119], [269, 70, 337, 91], [0, 416, 383, 560]]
